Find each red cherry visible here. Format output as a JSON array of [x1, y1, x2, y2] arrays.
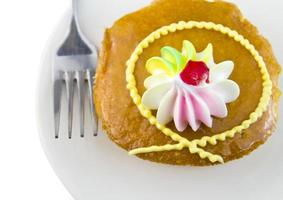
[[180, 60, 210, 86]]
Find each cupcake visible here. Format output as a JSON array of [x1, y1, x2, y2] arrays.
[[94, 0, 281, 166]]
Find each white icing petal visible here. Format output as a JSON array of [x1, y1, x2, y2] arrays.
[[142, 82, 173, 109], [144, 74, 172, 89], [212, 80, 240, 103], [210, 61, 234, 83], [156, 87, 177, 125]]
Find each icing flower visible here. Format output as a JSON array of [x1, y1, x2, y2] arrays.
[[141, 40, 240, 132]]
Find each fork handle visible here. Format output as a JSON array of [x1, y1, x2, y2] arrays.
[[72, 0, 80, 30], [71, 0, 94, 49], [72, 0, 79, 22]]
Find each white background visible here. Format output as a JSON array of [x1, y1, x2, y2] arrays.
[[0, 0, 282, 200], [0, 0, 72, 199]]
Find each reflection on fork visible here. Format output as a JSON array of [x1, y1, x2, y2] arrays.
[[53, 0, 98, 139]]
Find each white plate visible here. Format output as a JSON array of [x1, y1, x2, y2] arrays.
[[37, 1, 283, 199]]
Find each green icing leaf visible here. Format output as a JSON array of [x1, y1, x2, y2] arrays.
[[182, 40, 196, 62], [146, 57, 175, 76], [161, 46, 185, 73], [145, 40, 214, 77], [197, 43, 213, 64]]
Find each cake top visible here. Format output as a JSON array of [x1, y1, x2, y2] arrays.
[[126, 21, 272, 163]]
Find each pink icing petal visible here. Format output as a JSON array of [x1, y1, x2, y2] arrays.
[[189, 91, 212, 128], [196, 87, 227, 118], [183, 90, 200, 131], [173, 88, 188, 132]]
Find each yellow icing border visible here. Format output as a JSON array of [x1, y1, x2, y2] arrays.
[[125, 21, 272, 163]]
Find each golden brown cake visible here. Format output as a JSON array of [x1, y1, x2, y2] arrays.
[[94, 0, 281, 166]]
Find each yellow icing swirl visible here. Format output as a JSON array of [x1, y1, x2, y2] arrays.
[[125, 21, 272, 163]]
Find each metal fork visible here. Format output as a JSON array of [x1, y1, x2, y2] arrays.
[[53, 0, 98, 139]]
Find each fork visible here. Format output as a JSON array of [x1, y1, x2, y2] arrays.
[[53, 0, 98, 139]]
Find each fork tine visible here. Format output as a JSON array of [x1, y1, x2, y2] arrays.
[[65, 71, 75, 139], [76, 71, 85, 137], [53, 78, 63, 139], [86, 70, 98, 136]]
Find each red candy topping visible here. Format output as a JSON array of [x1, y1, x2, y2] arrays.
[[180, 60, 210, 86]]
